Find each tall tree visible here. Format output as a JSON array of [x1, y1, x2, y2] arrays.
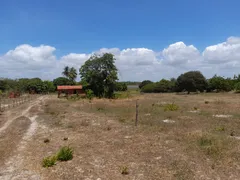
[[79, 53, 118, 98], [62, 66, 70, 78], [69, 67, 77, 82]]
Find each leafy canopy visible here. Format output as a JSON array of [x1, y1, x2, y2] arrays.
[[79, 53, 118, 98], [176, 71, 207, 93]]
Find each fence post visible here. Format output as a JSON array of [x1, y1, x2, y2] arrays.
[[135, 99, 139, 126]]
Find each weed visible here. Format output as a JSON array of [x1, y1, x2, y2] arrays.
[[199, 136, 212, 147], [118, 118, 126, 123], [97, 107, 104, 111], [198, 135, 224, 157], [44, 138, 50, 143], [164, 103, 179, 111], [230, 131, 235, 136], [81, 120, 89, 126], [57, 146, 73, 161], [120, 166, 129, 175], [215, 126, 225, 132], [42, 156, 57, 168]]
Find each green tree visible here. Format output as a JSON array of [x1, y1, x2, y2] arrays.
[[139, 80, 153, 89], [155, 79, 174, 92], [176, 71, 207, 94], [69, 67, 77, 82], [235, 82, 240, 93], [43, 81, 56, 93], [62, 66, 70, 78], [79, 53, 118, 98], [208, 75, 232, 92], [115, 82, 128, 91], [141, 83, 156, 93], [53, 77, 73, 87]]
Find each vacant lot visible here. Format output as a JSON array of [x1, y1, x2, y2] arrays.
[[1, 92, 240, 179]]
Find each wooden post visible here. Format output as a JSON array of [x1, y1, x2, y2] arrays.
[[135, 99, 139, 126]]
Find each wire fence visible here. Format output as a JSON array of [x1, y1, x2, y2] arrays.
[[0, 94, 40, 112]]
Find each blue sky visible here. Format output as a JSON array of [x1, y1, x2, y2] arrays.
[[1, 0, 240, 80]]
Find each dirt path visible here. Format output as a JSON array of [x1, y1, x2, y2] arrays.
[[0, 96, 47, 180]]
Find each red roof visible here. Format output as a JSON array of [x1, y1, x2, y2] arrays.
[[57, 85, 83, 90]]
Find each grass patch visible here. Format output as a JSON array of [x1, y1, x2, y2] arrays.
[[57, 146, 73, 161], [120, 166, 129, 175], [42, 156, 57, 168], [164, 103, 179, 111]]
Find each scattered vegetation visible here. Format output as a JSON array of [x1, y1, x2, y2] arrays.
[[56, 146, 73, 161], [164, 103, 179, 111], [42, 156, 57, 168], [120, 166, 129, 175]]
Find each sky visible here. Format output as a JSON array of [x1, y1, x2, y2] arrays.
[[1, 0, 240, 81]]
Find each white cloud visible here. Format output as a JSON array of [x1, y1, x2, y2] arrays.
[[1, 37, 240, 81], [162, 42, 201, 66], [203, 36, 240, 64]]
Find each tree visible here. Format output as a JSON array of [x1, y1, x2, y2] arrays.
[[208, 75, 232, 92], [235, 82, 240, 93], [79, 53, 118, 98], [62, 66, 77, 83], [43, 81, 56, 93], [69, 67, 77, 82], [141, 83, 156, 93], [176, 71, 207, 94], [139, 80, 153, 89], [53, 77, 73, 87], [62, 66, 70, 78], [154, 79, 174, 92], [115, 82, 128, 91]]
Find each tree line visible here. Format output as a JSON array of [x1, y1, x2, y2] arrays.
[[139, 71, 240, 93], [1, 53, 240, 97], [0, 53, 127, 98]]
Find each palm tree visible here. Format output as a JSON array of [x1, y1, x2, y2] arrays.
[[62, 66, 70, 78], [69, 67, 77, 82]]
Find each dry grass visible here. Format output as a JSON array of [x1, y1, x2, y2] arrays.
[[2, 93, 240, 179]]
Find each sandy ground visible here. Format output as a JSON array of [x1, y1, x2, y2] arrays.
[[0, 93, 240, 180]]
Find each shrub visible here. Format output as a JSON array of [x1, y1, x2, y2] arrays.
[[141, 83, 156, 93], [86, 89, 94, 100], [164, 103, 179, 111], [42, 156, 57, 167], [57, 146, 73, 161], [139, 80, 152, 89], [115, 82, 128, 91], [235, 82, 240, 93], [120, 166, 129, 175], [208, 75, 232, 92]]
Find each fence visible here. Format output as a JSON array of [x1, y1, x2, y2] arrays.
[[0, 94, 39, 112]]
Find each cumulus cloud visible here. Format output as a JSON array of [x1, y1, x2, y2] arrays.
[[203, 36, 240, 64], [0, 36, 240, 81], [162, 42, 201, 66]]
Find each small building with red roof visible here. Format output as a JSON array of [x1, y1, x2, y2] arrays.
[[57, 85, 84, 98]]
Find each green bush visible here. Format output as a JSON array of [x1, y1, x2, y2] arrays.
[[141, 83, 156, 93], [42, 156, 57, 167], [235, 82, 240, 93], [115, 82, 128, 91], [57, 146, 73, 161], [86, 89, 94, 100], [164, 103, 179, 111]]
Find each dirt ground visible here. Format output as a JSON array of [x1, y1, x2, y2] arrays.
[[1, 93, 240, 180]]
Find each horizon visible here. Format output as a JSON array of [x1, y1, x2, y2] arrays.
[[1, 0, 240, 81]]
